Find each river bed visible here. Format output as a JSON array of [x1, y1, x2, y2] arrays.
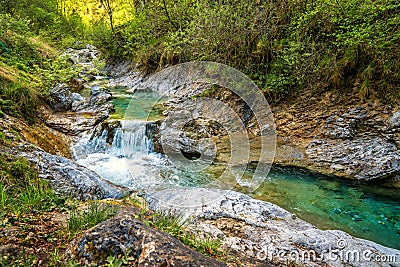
[[72, 85, 400, 250]]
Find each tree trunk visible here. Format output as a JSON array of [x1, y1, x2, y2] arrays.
[[109, 12, 114, 33]]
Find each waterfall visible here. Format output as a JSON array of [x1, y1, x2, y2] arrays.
[[71, 119, 159, 188], [72, 120, 153, 161], [110, 121, 153, 158]]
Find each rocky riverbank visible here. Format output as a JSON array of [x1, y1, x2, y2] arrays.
[[273, 97, 400, 188], [2, 45, 399, 266], [108, 59, 400, 188]]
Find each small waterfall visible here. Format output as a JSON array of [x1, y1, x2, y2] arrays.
[[110, 121, 153, 158], [92, 128, 109, 152], [72, 120, 153, 160]]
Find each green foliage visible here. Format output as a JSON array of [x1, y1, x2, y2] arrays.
[[0, 12, 86, 123], [0, 82, 40, 124], [92, 0, 399, 102], [67, 201, 117, 234], [104, 249, 134, 267], [0, 14, 42, 71], [0, 0, 58, 33], [40, 55, 82, 88], [0, 153, 65, 219], [0, 14, 47, 123], [280, 0, 400, 100]]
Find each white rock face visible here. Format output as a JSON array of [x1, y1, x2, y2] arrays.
[[145, 188, 400, 267]]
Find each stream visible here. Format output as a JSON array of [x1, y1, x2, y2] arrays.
[[72, 85, 400, 250]]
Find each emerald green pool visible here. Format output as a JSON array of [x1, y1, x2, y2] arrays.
[[161, 163, 400, 250], [250, 167, 400, 250], [105, 87, 400, 250], [110, 87, 167, 120]]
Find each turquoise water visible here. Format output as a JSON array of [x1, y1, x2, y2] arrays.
[[249, 167, 400, 250], [153, 161, 400, 250], [110, 87, 166, 120], [106, 88, 400, 250]]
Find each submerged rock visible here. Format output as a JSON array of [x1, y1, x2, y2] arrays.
[[145, 188, 400, 267], [65, 206, 226, 266]]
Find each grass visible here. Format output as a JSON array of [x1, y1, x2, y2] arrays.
[[0, 161, 221, 266], [132, 202, 223, 258], [0, 153, 66, 220], [67, 201, 117, 234], [153, 213, 222, 257]]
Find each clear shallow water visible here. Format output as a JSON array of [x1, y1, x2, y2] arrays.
[[76, 88, 400, 250], [110, 87, 167, 120], [249, 167, 400, 250]]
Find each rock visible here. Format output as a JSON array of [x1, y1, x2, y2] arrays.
[[71, 92, 84, 102], [65, 206, 226, 267], [274, 143, 305, 166], [272, 100, 400, 186], [49, 83, 73, 112], [321, 107, 367, 139], [43, 111, 109, 136], [104, 60, 136, 78], [90, 85, 103, 96], [390, 111, 400, 128], [306, 137, 400, 181], [63, 44, 99, 65], [44, 45, 114, 136], [70, 88, 112, 113], [44, 85, 112, 136], [16, 144, 127, 200], [145, 188, 400, 267], [107, 70, 145, 90], [69, 77, 85, 91], [155, 117, 222, 160], [0, 115, 72, 158], [77, 95, 113, 113]]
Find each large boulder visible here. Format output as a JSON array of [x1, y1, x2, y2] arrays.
[[65, 206, 226, 266], [17, 144, 127, 200], [49, 83, 73, 112], [43, 84, 113, 136], [145, 188, 400, 267], [306, 137, 400, 181]]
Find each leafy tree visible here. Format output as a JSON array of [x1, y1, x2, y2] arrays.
[[100, 0, 116, 33]]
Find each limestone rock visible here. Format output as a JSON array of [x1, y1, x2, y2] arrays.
[[145, 188, 400, 267], [17, 144, 126, 200], [43, 85, 112, 136], [43, 111, 109, 136], [390, 111, 400, 128], [49, 83, 73, 112], [307, 137, 400, 181], [65, 206, 226, 267]]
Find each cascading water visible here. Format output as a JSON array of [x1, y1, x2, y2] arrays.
[[71, 84, 400, 250], [72, 118, 168, 188], [110, 121, 153, 158]]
